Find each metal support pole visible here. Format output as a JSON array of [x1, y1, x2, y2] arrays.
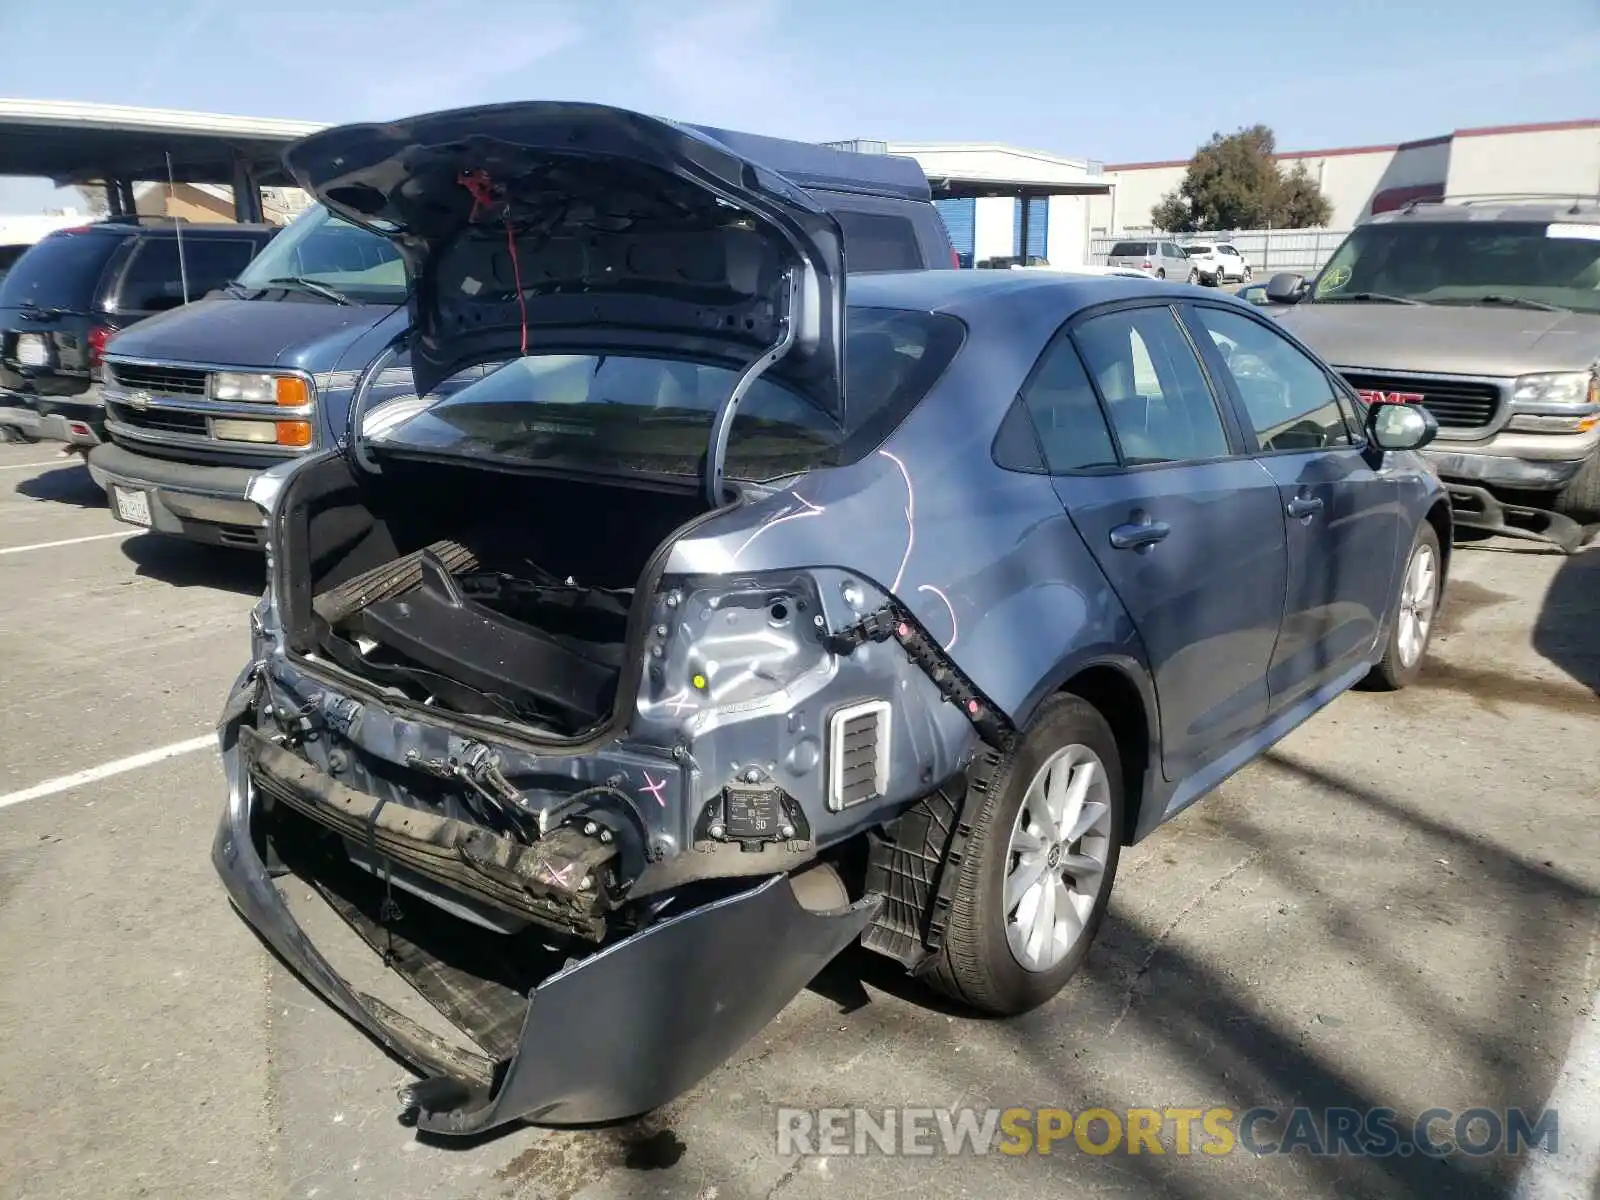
[[116, 179, 137, 217], [1017, 190, 1032, 263], [231, 156, 263, 223], [104, 178, 125, 217]]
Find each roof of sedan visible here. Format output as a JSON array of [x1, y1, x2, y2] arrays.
[[847, 268, 1189, 316]]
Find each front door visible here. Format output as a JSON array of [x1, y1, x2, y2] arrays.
[[1022, 303, 1288, 782], [1183, 302, 1403, 711]]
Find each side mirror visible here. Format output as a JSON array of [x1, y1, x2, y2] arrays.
[[1265, 272, 1307, 304], [1366, 401, 1438, 452]]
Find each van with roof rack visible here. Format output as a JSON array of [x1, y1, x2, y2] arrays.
[[1262, 195, 1600, 538], [87, 110, 956, 548]]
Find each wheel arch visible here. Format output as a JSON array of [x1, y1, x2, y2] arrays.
[[1054, 659, 1158, 845], [1423, 497, 1453, 593]]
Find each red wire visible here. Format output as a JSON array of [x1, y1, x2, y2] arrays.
[[505, 215, 527, 357], [458, 168, 527, 356]]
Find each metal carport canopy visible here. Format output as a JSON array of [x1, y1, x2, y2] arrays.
[[0, 99, 325, 220]]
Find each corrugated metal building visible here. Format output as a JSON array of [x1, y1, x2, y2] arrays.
[[1089, 118, 1600, 237]]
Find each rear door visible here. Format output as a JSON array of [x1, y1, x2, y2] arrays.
[[1038, 302, 1288, 781], [0, 229, 124, 397], [1183, 301, 1401, 711]]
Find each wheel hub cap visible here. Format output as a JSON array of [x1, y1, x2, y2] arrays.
[[1397, 542, 1437, 668], [1002, 743, 1114, 973]]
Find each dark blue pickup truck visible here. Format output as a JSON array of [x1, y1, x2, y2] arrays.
[[88, 128, 955, 549]]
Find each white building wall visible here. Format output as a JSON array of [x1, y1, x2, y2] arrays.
[[1046, 194, 1090, 267], [1445, 124, 1600, 199], [1090, 122, 1600, 236], [972, 196, 1016, 262]]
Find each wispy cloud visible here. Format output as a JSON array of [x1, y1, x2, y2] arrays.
[[229, 0, 586, 121], [630, 0, 798, 122]]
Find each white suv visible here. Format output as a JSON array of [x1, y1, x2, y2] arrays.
[[1183, 242, 1252, 285]]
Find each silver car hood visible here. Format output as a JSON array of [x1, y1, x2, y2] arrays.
[[1277, 302, 1600, 376]]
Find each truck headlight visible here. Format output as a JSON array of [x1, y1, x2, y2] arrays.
[[211, 371, 311, 407], [1506, 371, 1599, 433]]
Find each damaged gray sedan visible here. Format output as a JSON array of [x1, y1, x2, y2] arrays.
[[213, 101, 1452, 1138]]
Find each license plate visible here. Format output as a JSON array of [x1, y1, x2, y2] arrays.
[[112, 486, 152, 527], [15, 334, 46, 367]]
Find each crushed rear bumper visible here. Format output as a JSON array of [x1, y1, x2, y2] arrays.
[[212, 717, 879, 1137]]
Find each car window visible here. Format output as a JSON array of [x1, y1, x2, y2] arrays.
[[1218, 245, 1238, 256], [116, 238, 261, 311], [1072, 306, 1231, 465], [0, 231, 124, 311], [833, 211, 925, 273], [1187, 245, 1213, 256], [1109, 241, 1151, 258], [371, 306, 964, 483], [1189, 306, 1354, 452], [1017, 333, 1119, 472]]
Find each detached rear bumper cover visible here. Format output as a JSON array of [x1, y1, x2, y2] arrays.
[[213, 721, 879, 1136]]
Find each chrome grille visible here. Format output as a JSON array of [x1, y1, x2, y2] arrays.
[[829, 700, 891, 810], [1341, 371, 1502, 430], [108, 361, 209, 396], [108, 404, 207, 436]]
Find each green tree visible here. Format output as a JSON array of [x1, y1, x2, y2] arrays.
[[1274, 161, 1334, 228], [1150, 125, 1332, 232]]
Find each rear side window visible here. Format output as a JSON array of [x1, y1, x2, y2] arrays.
[[1109, 241, 1151, 257], [114, 237, 261, 311], [1018, 334, 1118, 472], [0, 232, 123, 311], [835, 211, 925, 273], [1073, 306, 1230, 465]]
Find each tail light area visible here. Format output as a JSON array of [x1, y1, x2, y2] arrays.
[[87, 325, 113, 373]]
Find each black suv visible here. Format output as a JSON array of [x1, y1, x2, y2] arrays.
[[0, 219, 277, 448]]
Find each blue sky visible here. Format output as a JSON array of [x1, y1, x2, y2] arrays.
[[1, 0, 1596, 211]]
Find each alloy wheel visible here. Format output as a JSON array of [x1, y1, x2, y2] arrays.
[[1003, 744, 1114, 972], [1397, 542, 1438, 668]]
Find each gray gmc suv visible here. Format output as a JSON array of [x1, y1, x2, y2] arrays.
[[1262, 198, 1600, 525]]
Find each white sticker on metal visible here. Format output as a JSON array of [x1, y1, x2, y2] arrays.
[[1546, 223, 1600, 241], [14, 334, 47, 366], [112, 486, 153, 527]]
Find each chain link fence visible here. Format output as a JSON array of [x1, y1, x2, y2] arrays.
[[1088, 228, 1350, 277]]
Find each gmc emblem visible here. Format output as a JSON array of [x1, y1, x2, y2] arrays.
[[1357, 388, 1425, 406]]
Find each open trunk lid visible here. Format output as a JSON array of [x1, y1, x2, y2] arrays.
[[283, 103, 847, 454]]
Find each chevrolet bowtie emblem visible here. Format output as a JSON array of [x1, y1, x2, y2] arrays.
[[127, 389, 153, 409]]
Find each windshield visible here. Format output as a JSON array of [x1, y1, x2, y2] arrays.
[[233, 204, 406, 303], [1109, 242, 1151, 257], [369, 307, 965, 483], [1310, 220, 1600, 312]]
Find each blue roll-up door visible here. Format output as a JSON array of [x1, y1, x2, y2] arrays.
[[1012, 197, 1049, 260], [934, 197, 976, 268]]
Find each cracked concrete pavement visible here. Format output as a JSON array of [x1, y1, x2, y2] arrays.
[[0, 442, 1595, 1200]]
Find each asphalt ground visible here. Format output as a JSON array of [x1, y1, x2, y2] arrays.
[[0, 439, 1595, 1200]]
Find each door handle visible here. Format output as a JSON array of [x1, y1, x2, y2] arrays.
[[1286, 494, 1324, 519], [1109, 518, 1172, 550]]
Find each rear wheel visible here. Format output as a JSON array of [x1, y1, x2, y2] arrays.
[[927, 695, 1123, 1016], [1187, 268, 1199, 285], [1553, 451, 1600, 523], [1364, 522, 1441, 690], [1155, 268, 1166, 280]]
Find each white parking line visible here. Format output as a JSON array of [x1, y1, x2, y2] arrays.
[[0, 735, 216, 811], [0, 459, 72, 472], [1512, 945, 1599, 1200], [0, 530, 134, 556]]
